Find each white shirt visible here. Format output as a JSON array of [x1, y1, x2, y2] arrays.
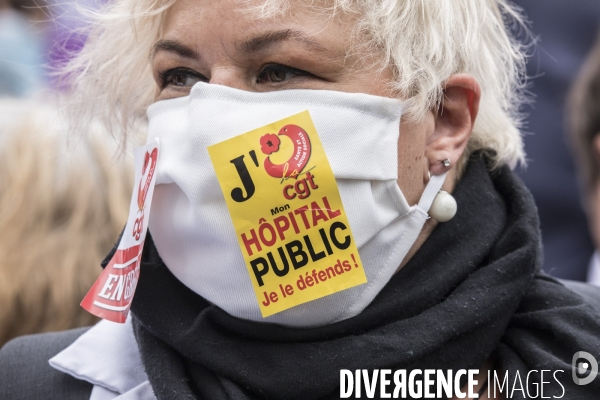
[[49, 317, 154, 400]]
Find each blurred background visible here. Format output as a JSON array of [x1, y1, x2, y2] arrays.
[[0, 0, 600, 345], [513, 0, 600, 282], [0, 0, 132, 348], [0, 0, 97, 95]]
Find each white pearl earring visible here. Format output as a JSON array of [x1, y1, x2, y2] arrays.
[[429, 190, 457, 222]]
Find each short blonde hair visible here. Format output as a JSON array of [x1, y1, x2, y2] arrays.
[[61, 0, 529, 169], [0, 98, 133, 346]]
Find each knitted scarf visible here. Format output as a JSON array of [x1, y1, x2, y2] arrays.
[[124, 156, 600, 399]]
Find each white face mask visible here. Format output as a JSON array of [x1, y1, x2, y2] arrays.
[[147, 82, 446, 327]]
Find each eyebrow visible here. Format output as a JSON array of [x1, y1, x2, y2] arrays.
[[151, 29, 329, 61], [151, 39, 199, 60], [236, 29, 328, 54]]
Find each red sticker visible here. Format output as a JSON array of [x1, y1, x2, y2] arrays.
[[81, 140, 160, 323]]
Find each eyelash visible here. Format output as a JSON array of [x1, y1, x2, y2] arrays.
[[158, 68, 207, 89], [255, 64, 313, 84], [157, 64, 316, 90]]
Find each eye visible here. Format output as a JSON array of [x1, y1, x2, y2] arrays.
[[159, 68, 206, 89], [256, 64, 310, 84]]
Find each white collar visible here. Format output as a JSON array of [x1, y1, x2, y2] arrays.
[[49, 317, 154, 399]]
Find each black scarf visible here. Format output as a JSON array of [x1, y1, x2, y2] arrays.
[[123, 156, 600, 399]]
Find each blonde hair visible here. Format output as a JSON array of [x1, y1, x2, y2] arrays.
[[0, 98, 133, 347], [61, 0, 529, 169]]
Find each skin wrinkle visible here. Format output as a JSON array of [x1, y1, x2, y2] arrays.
[[151, 39, 200, 61], [151, 30, 331, 63], [236, 29, 329, 54]]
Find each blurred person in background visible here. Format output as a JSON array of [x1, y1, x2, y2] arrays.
[[0, 0, 48, 96], [512, 0, 600, 281], [568, 31, 600, 286], [0, 98, 133, 347], [46, 0, 100, 90], [0, 0, 101, 96]]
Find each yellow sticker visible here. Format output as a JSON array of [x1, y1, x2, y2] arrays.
[[208, 111, 367, 317]]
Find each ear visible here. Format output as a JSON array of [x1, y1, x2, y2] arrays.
[[426, 74, 480, 176]]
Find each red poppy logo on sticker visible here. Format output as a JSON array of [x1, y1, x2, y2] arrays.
[[138, 148, 158, 211], [81, 141, 160, 323], [260, 125, 311, 179]]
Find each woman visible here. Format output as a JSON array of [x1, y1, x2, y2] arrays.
[[1, 0, 600, 399], [0, 98, 133, 348]]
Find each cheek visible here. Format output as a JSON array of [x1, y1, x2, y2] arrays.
[[395, 115, 433, 205]]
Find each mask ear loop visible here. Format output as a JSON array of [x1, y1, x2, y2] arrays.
[[416, 172, 457, 222], [399, 101, 456, 222], [418, 172, 458, 222], [418, 173, 446, 212]]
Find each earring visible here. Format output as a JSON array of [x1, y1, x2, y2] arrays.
[[442, 159, 451, 168], [429, 190, 457, 222]]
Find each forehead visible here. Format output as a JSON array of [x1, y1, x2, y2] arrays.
[[160, 0, 356, 57]]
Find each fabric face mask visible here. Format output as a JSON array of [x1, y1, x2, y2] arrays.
[[147, 82, 446, 328]]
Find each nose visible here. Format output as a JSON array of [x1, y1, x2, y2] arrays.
[[209, 66, 254, 91]]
